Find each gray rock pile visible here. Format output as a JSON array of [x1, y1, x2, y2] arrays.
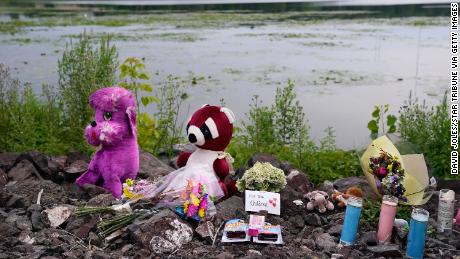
[[0, 151, 459, 258]]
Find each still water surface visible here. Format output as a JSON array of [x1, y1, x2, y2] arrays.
[[0, 1, 450, 149]]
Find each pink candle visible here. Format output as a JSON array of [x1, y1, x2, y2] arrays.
[[377, 195, 398, 244]]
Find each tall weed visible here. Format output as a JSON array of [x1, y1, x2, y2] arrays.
[[398, 93, 451, 178], [58, 32, 118, 141]]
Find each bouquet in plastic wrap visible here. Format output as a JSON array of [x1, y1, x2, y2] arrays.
[[360, 135, 436, 205]]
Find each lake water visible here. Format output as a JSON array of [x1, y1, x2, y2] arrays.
[[0, 1, 450, 149]]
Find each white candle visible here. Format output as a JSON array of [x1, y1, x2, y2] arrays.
[[437, 189, 455, 234]]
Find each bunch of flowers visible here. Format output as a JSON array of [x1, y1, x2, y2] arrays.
[[183, 181, 209, 221], [236, 162, 287, 193], [122, 178, 154, 200], [369, 148, 407, 202]]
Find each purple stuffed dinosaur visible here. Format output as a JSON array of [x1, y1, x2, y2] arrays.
[[75, 86, 139, 198]]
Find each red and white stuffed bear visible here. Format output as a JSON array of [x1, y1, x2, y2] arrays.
[[176, 104, 237, 198]]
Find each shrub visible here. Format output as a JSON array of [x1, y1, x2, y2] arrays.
[[152, 74, 190, 156], [228, 80, 361, 185], [398, 93, 451, 178], [0, 64, 70, 153], [236, 161, 287, 192], [58, 32, 118, 147]]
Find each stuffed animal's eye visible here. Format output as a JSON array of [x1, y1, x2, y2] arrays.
[[103, 112, 112, 121]]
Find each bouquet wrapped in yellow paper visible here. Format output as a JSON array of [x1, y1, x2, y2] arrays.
[[360, 135, 435, 205]]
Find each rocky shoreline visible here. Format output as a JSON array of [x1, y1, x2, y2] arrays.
[[0, 150, 459, 258]]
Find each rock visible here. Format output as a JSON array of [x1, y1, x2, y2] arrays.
[[15, 216, 32, 231], [42, 205, 74, 228], [66, 151, 90, 164], [0, 152, 19, 171], [8, 160, 38, 181], [301, 238, 316, 249], [361, 231, 377, 246], [87, 194, 116, 207], [47, 155, 67, 174], [246, 249, 262, 258], [27, 204, 42, 214], [64, 160, 88, 174], [248, 153, 281, 169], [121, 244, 133, 254], [195, 221, 215, 242], [304, 213, 322, 226], [138, 150, 174, 181], [91, 250, 111, 259], [131, 209, 193, 254], [290, 215, 305, 229], [6, 193, 27, 208], [6, 179, 68, 207], [65, 214, 98, 238], [278, 161, 296, 174], [327, 224, 342, 236], [315, 233, 337, 252], [215, 196, 247, 225], [333, 176, 376, 198], [216, 252, 234, 259], [367, 244, 401, 257], [81, 184, 111, 197], [286, 170, 313, 194], [192, 246, 209, 255], [17, 151, 52, 178], [280, 185, 303, 206], [28, 205, 45, 231], [317, 180, 335, 195], [18, 231, 35, 244], [88, 232, 103, 247], [0, 168, 8, 187], [0, 222, 19, 237]]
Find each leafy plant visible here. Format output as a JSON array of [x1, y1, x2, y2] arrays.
[[0, 64, 70, 153], [398, 93, 450, 178], [58, 32, 118, 148], [153, 74, 190, 156], [119, 57, 160, 152], [228, 80, 361, 185], [242, 95, 276, 152], [119, 57, 159, 112], [273, 80, 305, 145], [367, 104, 397, 138]]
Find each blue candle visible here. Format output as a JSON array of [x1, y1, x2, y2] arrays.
[[340, 197, 363, 246], [406, 208, 429, 259]]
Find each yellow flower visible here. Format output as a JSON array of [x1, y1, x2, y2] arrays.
[[387, 164, 393, 172], [184, 200, 190, 213], [125, 178, 135, 187], [198, 208, 205, 219], [190, 194, 200, 206], [123, 187, 142, 200]]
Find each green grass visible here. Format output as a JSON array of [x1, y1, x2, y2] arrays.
[[0, 10, 447, 35]]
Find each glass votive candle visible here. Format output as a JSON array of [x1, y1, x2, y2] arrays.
[[339, 196, 363, 246], [377, 195, 398, 244], [437, 189, 455, 234], [406, 208, 429, 259]]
